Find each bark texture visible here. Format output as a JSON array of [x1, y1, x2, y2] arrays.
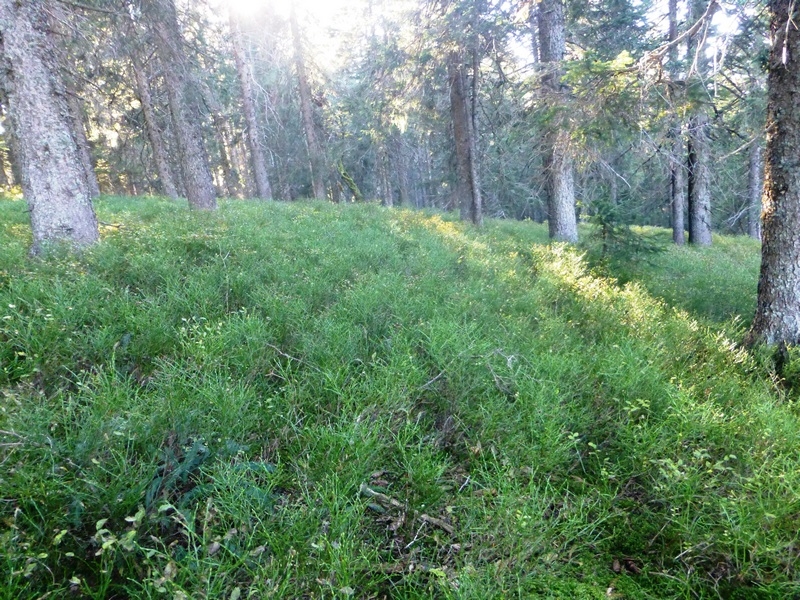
[[0, 142, 9, 186], [670, 127, 685, 244], [290, 7, 325, 200], [145, 0, 217, 210], [687, 113, 712, 245], [0, 0, 98, 253], [66, 92, 100, 199], [132, 59, 179, 199], [747, 0, 800, 346], [668, 0, 685, 245], [747, 142, 763, 240], [448, 51, 482, 225], [685, 0, 713, 246], [45, 0, 100, 200], [230, 15, 272, 200], [538, 0, 577, 242]]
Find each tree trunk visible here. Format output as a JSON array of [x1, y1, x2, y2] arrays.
[[66, 92, 100, 199], [232, 137, 257, 199], [668, 0, 685, 245], [230, 15, 272, 200], [747, 1, 800, 346], [6, 136, 20, 186], [448, 51, 480, 224], [687, 113, 713, 245], [380, 148, 393, 207], [686, 0, 713, 246], [43, 0, 101, 200], [290, 7, 325, 200], [538, 0, 577, 242], [0, 0, 98, 253], [132, 59, 179, 199], [199, 80, 238, 198], [469, 18, 484, 227], [747, 142, 763, 240], [395, 138, 412, 206], [528, 0, 539, 64], [146, 0, 217, 210], [0, 142, 9, 187], [670, 126, 685, 244]]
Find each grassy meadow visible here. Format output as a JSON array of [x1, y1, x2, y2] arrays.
[[1, 196, 798, 599]]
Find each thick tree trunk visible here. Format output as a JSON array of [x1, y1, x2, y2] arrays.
[[538, 0, 577, 242], [687, 113, 713, 245], [44, 0, 101, 200], [132, 60, 179, 199], [747, 1, 800, 346], [747, 142, 763, 240], [448, 51, 481, 224], [230, 15, 272, 200], [0, 0, 98, 253], [290, 7, 326, 200], [146, 0, 217, 210]]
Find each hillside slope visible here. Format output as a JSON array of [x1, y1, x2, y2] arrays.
[[1, 198, 797, 599]]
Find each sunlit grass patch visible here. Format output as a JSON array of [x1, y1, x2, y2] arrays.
[[0, 197, 795, 599]]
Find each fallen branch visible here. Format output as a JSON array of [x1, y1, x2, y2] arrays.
[[359, 483, 455, 536]]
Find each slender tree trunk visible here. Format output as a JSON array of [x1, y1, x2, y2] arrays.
[[0, 143, 9, 187], [668, 0, 685, 245], [469, 10, 484, 227], [66, 92, 100, 199], [0, 0, 98, 253], [290, 6, 325, 200], [132, 60, 179, 199], [670, 126, 685, 244], [198, 79, 238, 198], [538, 0, 577, 242], [380, 148, 393, 207], [747, 142, 763, 240], [232, 137, 257, 199], [395, 138, 412, 206], [146, 0, 217, 210], [529, 0, 539, 63], [6, 137, 20, 186], [687, 113, 712, 245], [747, 0, 800, 346], [686, 0, 713, 246], [230, 15, 272, 200]]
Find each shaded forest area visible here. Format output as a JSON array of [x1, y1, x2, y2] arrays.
[[0, 0, 768, 240]]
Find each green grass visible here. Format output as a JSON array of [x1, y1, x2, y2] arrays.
[[1, 196, 798, 599]]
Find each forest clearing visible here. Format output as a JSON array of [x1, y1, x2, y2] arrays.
[[1, 197, 798, 599], [3, 0, 800, 597]]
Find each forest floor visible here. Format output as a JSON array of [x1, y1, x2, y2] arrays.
[[1, 196, 797, 599]]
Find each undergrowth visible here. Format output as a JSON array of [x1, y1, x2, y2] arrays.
[[0, 196, 797, 599]]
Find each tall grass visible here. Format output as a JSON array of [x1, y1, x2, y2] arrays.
[[0, 196, 797, 599]]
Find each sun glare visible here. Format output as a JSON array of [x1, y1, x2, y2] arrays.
[[224, 0, 342, 18], [225, 0, 264, 17]]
